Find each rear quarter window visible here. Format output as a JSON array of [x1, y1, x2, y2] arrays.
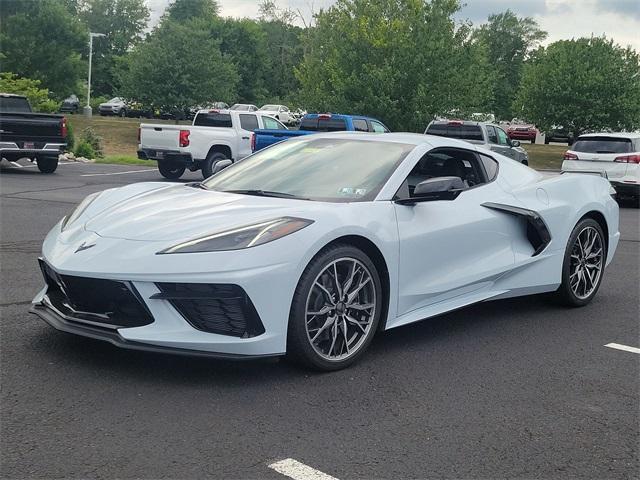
[[194, 112, 232, 127], [572, 137, 632, 154]]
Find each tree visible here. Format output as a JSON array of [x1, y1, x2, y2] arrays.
[[119, 18, 238, 112], [514, 37, 640, 137], [0, 73, 58, 112], [296, 0, 492, 131], [473, 9, 546, 120], [78, 0, 150, 95], [165, 0, 219, 22], [0, 0, 87, 98]]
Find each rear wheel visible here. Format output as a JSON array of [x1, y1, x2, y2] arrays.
[[36, 156, 58, 173], [287, 244, 383, 371], [201, 152, 228, 179], [158, 160, 185, 179], [555, 218, 606, 307]]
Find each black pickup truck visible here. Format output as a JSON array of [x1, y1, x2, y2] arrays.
[[0, 93, 68, 173]]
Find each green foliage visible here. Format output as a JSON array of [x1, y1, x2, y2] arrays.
[[66, 121, 75, 151], [120, 18, 238, 111], [165, 0, 219, 22], [473, 9, 547, 120], [77, 126, 104, 158], [514, 37, 640, 136], [74, 140, 96, 159], [296, 0, 492, 131], [89, 95, 110, 112], [0, 73, 57, 112], [0, 0, 87, 98]]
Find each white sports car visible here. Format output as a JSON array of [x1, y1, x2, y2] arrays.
[[31, 133, 620, 370]]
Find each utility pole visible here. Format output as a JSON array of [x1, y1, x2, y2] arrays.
[[84, 32, 106, 117]]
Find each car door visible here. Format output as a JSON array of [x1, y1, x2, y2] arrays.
[[393, 148, 517, 317], [494, 126, 517, 159], [237, 114, 259, 159]]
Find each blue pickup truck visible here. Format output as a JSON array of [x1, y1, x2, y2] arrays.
[[251, 113, 390, 152]]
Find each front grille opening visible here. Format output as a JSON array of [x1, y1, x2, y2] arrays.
[[154, 283, 265, 338], [39, 260, 154, 328]]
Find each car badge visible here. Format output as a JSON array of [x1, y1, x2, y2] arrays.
[[74, 241, 96, 253]]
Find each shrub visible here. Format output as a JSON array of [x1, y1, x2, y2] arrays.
[[0, 72, 56, 112], [79, 127, 104, 158], [74, 141, 95, 159], [65, 121, 75, 152]]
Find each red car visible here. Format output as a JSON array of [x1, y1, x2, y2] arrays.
[[507, 122, 538, 142]]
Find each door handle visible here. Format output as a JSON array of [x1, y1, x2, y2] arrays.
[[241, 136, 249, 140]]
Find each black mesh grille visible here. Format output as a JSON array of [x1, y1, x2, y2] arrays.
[[39, 260, 153, 328], [154, 283, 265, 338]]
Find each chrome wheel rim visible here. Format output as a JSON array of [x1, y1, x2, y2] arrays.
[[305, 257, 376, 361], [569, 226, 604, 299]]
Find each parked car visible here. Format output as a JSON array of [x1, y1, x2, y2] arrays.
[[0, 93, 67, 173], [229, 103, 258, 112], [545, 126, 574, 145], [259, 104, 293, 125], [507, 120, 538, 143], [138, 109, 288, 179], [562, 132, 640, 202], [425, 120, 529, 164], [32, 132, 619, 370], [59, 94, 80, 114], [125, 102, 153, 119], [98, 97, 128, 117], [252, 113, 390, 152]]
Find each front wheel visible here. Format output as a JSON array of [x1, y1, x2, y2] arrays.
[[158, 160, 185, 179], [555, 218, 606, 307], [36, 156, 58, 173], [287, 244, 383, 371]]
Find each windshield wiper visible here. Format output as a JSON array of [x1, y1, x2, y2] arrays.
[[224, 189, 309, 200]]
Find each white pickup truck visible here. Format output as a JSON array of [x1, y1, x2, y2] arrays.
[[138, 109, 287, 179]]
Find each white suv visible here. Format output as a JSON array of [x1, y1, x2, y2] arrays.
[[562, 133, 640, 202]]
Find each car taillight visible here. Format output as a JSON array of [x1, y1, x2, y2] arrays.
[[563, 152, 578, 160], [614, 154, 640, 164], [179, 129, 190, 147], [137, 127, 141, 143], [250, 132, 255, 152], [61, 117, 67, 138]]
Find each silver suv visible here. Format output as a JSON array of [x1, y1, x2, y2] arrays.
[[425, 120, 529, 165]]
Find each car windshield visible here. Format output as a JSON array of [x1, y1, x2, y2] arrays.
[[203, 138, 414, 202], [260, 105, 279, 110], [230, 104, 249, 110], [426, 123, 484, 141], [572, 137, 633, 154], [108, 97, 121, 103]]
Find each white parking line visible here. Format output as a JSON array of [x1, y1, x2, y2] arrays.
[[80, 168, 157, 177], [268, 459, 339, 480], [604, 343, 640, 354], [3, 161, 76, 169]]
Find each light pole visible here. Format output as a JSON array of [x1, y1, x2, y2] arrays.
[[84, 32, 106, 117]]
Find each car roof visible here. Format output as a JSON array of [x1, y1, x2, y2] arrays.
[[0, 93, 27, 98], [578, 132, 640, 139], [291, 131, 476, 149], [304, 113, 383, 122]]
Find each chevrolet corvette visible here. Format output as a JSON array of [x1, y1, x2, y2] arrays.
[[31, 132, 620, 370]]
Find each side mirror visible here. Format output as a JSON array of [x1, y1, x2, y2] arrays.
[[212, 159, 232, 175], [511, 140, 521, 147], [396, 176, 466, 204]]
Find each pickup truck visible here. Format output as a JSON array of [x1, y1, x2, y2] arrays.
[[424, 119, 529, 165], [0, 93, 67, 173], [251, 113, 390, 152], [138, 109, 288, 179]]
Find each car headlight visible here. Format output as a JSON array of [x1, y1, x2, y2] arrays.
[[61, 192, 101, 231], [157, 217, 314, 254]]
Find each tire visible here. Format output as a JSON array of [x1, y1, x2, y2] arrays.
[[522, 159, 529, 166], [158, 160, 185, 179], [36, 156, 58, 173], [544, 137, 550, 145], [119, 109, 126, 118], [201, 151, 228, 179], [287, 244, 383, 371], [555, 218, 606, 307]]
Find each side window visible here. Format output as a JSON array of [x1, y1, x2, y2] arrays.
[[370, 120, 388, 133], [496, 127, 510, 146], [262, 116, 285, 130], [398, 148, 488, 198], [353, 119, 368, 132], [486, 125, 498, 144], [239, 114, 258, 131], [282, 106, 289, 112], [479, 153, 499, 181]]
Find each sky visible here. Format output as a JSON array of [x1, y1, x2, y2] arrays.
[[146, 0, 640, 51]]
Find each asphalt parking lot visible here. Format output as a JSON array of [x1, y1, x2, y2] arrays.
[[1, 161, 638, 479]]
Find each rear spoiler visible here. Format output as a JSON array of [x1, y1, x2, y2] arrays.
[[561, 170, 609, 179]]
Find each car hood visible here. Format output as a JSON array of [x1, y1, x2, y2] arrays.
[[83, 183, 317, 242], [100, 102, 122, 107]]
